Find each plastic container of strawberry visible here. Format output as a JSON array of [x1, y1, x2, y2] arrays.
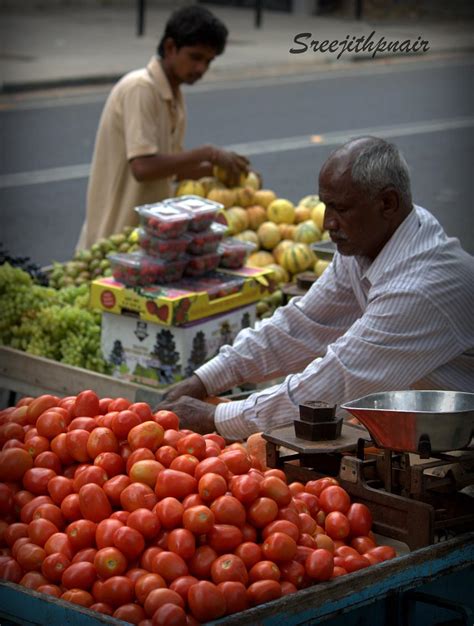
[[108, 252, 187, 286], [135, 203, 191, 239], [184, 252, 222, 277], [165, 195, 223, 232], [186, 222, 227, 255], [218, 239, 258, 269], [138, 228, 189, 261]]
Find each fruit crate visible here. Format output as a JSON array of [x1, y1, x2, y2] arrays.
[[89, 266, 275, 326]]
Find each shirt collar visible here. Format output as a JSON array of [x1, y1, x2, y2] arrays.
[[146, 55, 177, 102], [359, 206, 420, 285]]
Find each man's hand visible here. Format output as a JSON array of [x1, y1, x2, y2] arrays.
[[161, 374, 208, 403], [157, 396, 216, 435], [212, 148, 249, 187]]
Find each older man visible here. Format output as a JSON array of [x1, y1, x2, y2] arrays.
[[160, 137, 474, 439]]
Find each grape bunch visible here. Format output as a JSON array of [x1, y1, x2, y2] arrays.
[[0, 263, 111, 374], [0, 243, 49, 286]]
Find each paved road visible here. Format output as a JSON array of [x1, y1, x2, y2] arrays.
[[1, 55, 473, 266]]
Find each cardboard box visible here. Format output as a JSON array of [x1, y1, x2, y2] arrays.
[[90, 267, 274, 326], [101, 305, 256, 388]]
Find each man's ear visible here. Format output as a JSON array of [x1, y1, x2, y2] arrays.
[[380, 186, 400, 219], [162, 37, 177, 58]]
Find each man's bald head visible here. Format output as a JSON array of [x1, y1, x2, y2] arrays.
[[319, 137, 414, 260]]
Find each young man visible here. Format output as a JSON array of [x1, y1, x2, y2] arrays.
[[77, 5, 248, 250], [159, 137, 474, 439]]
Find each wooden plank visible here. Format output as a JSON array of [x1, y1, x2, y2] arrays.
[[0, 346, 166, 405]]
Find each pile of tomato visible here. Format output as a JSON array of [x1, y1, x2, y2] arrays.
[[0, 391, 396, 625]]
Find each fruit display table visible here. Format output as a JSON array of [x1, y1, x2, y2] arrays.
[[0, 346, 166, 406]]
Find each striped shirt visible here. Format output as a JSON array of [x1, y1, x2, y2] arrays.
[[196, 206, 474, 441]]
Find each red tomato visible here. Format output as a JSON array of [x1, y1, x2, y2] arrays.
[[28, 518, 58, 547], [351, 535, 376, 554], [155, 470, 197, 501], [94, 546, 127, 579], [169, 574, 199, 603], [305, 548, 334, 581], [218, 580, 249, 615], [50, 433, 74, 465], [315, 534, 335, 553], [262, 531, 297, 562], [127, 508, 160, 540], [193, 457, 227, 482], [32, 502, 64, 530], [230, 474, 260, 505], [211, 553, 248, 585], [207, 524, 243, 553], [20, 495, 52, 524], [73, 466, 108, 492], [344, 553, 371, 572], [198, 472, 227, 503], [248, 560, 281, 583], [347, 502, 373, 537], [47, 476, 73, 505], [325, 511, 351, 540], [72, 547, 97, 564], [78, 484, 112, 522], [108, 398, 131, 413], [44, 532, 73, 559], [111, 410, 141, 439], [90, 601, 113, 615], [113, 526, 145, 560], [26, 395, 60, 425], [128, 421, 164, 452], [67, 518, 97, 551], [61, 493, 82, 522], [113, 603, 146, 624], [220, 450, 251, 475], [153, 410, 179, 431], [98, 397, 112, 414], [151, 551, 188, 583], [188, 545, 218, 579], [129, 460, 164, 488], [4, 522, 28, 547], [19, 571, 48, 589], [277, 506, 300, 527], [140, 547, 163, 572], [234, 542, 262, 569], [37, 583, 62, 597], [259, 476, 292, 507], [100, 575, 134, 607], [144, 587, 184, 617], [365, 545, 396, 562], [288, 481, 305, 496], [68, 417, 97, 432], [188, 580, 226, 622], [36, 411, 66, 439], [332, 565, 348, 577], [61, 588, 94, 606], [65, 429, 91, 463], [175, 433, 206, 460], [128, 402, 152, 422], [247, 497, 278, 528], [155, 445, 179, 468], [120, 483, 157, 512], [103, 474, 131, 506], [34, 451, 61, 476], [281, 580, 298, 595], [319, 485, 351, 514], [155, 497, 184, 529], [125, 447, 155, 474], [182, 504, 214, 534], [74, 390, 100, 418], [262, 519, 299, 543], [210, 495, 246, 527], [169, 454, 199, 476], [95, 518, 123, 549], [87, 427, 119, 459], [94, 452, 124, 477], [247, 579, 282, 606], [305, 477, 339, 497], [241, 522, 258, 543], [167, 528, 195, 560], [0, 557, 22, 583], [135, 572, 167, 604], [162, 429, 184, 448], [298, 513, 317, 536], [23, 468, 56, 495], [279, 559, 305, 587], [61, 561, 96, 589], [16, 542, 46, 571]]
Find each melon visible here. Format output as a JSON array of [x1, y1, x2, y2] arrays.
[[246, 205, 267, 231], [199, 176, 223, 194], [225, 207, 249, 235], [311, 202, 326, 231], [267, 198, 295, 224], [314, 259, 331, 277], [254, 189, 277, 208], [175, 179, 205, 197], [267, 263, 290, 284], [207, 188, 236, 209], [281, 243, 314, 274], [233, 186, 255, 208], [235, 230, 259, 246], [294, 205, 312, 223], [257, 221, 281, 250], [273, 239, 294, 265], [278, 223, 296, 240], [298, 194, 320, 210], [294, 220, 322, 244], [247, 251, 275, 268]]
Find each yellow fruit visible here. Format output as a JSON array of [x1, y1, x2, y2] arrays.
[[273, 239, 294, 265], [213, 165, 241, 186], [266, 263, 290, 284], [233, 187, 255, 208], [199, 176, 222, 194], [298, 194, 320, 209], [294, 205, 312, 223], [225, 207, 249, 234], [321, 230, 331, 241], [207, 188, 236, 209], [257, 221, 281, 250], [253, 189, 277, 208], [246, 205, 267, 231], [294, 220, 322, 244], [281, 243, 314, 274], [243, 171, 261, 190], [311, 202, 326, 231], [246, 251, 275, 268], [175, 179, 205, 197], [278, 223, 296, 240], [235, 230, 259, 246], [267, 198, 295, 224], [128, 228, 139, 244], [314, 259, 331, 277]]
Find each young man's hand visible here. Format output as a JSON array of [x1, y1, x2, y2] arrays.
[[157, 396, 217, 435], [212, 148, 250, 186], [161, 374, 208, 403]]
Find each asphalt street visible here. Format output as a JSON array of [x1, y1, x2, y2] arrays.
[[1, 55, 473, 266]]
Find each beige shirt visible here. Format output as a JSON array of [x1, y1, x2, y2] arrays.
[[77, 56, 186, 249]]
